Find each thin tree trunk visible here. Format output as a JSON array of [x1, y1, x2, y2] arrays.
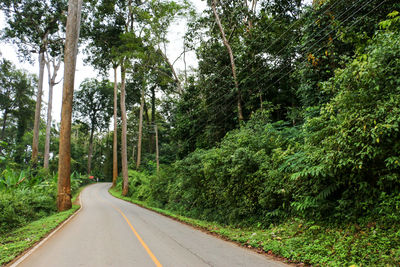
[[43, 63, 53, 170], [120, 62, 129, 196], [212, 0, 244, 123], [57, 0, 83, 212], [155, 124, 159, 174], [159, 49, 182, 95], [183, 39, 187, 86], [136, 87, 144, 170], [144, 101, 151, 153], [32, 50, 46, 166], [88, 127, 94, 174], [112, 66, 118, 187], [150, 86, 156, 152], [132, 143, 135, 164], [1, 110, 8, 140], [44, 57, 61, 169]]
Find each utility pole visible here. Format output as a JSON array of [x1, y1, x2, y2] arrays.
[[57, 0, 83, 211]]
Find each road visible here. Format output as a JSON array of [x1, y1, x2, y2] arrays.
[[15, 183, 288, 267]]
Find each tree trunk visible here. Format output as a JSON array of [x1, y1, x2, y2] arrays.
[[1, 110, 8, 140], [159, 49, 182, 94], [212, 0, 244, 123], [132, 143, 135, 164], [150, 86, 156, 152], [88, 127, 94, 174], [31, 51, 46, 166], [155, 124, 159, 174], [44, 58, 60, 169], [112, 66, 118, 187], [136, 87, 145, 170], [183, 39, 188, 86], [57, 0, 83, 212], [120, 62, 129, 196], [43, 71, 53, 169], [144, 101, 151, 153]]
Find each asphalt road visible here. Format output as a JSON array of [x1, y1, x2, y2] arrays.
[[16, 183, 288, 267]]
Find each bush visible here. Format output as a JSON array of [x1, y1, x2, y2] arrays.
[[0, 187, 56, 233], [0, 169, 89, 233]]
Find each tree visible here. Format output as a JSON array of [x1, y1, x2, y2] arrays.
[[82, 0, 125, 187], [0, 59, 16, 140], [296, 0, 399, 108], [0, 59, 36, 162], [211, 0, 243, 123], [44, 54, 62, 169], [73, 79, 113, 174], [0, 0, 68, 167], [57, 0, 83, 212]]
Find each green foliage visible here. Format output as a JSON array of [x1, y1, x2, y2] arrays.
[[116, 16, 400, 230], [111, 183, 400, 266], [0, 205, 79, 266], [0, 0, 67, 60], [290, 22, 400, 221], [0, 170, 89, 234]]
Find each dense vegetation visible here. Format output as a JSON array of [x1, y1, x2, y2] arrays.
[[0, 169, 89, 234], [1, 0, 400, 265]]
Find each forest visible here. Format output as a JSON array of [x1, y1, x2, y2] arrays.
[[1, 0, 400, 265]]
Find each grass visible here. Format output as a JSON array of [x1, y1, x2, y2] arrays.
[[109, 187, 400, 266], [0, 185, 87, 266], [0, 205, 79, 266]]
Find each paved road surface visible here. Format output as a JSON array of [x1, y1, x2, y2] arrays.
[[16, 183, 288, 267]]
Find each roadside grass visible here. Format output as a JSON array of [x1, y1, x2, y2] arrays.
[[109, 187, 400, 266], [0, 205, 79, 266], [0, 185, 87, 266]]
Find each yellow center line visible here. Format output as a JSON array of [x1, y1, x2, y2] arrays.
[[111, 204, 163, 267]]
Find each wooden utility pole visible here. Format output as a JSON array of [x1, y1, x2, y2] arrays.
[[112, 66, 118, 187], [57, 0, 83, 212], [155, 124, 159, 174], [212, 0, 244, 123]]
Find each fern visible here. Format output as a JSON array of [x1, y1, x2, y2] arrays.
[[316, 183, 341, 201]]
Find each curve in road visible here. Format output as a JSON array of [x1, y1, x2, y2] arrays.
[[14, 183, 288, 267]]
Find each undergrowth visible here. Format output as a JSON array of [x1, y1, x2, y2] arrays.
[[110, 186, 400, 266]]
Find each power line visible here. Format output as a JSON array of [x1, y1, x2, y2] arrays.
[[176, 0, 388, 145]]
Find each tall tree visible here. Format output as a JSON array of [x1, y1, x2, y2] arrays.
[[136, 85, 145, 169], [44, 54, 62, 169], [0, 59, 36, 161], [120, 62, 129, 195], [0, 59, 15, 140], [82, 0, 125, 187], [211, 0, 243, 123], [0, 0, 67, 166], [57, 0, 83, 212], [73, 79, 113, 174], [112, 66, 119, 187]]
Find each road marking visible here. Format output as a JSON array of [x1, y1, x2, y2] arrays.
[[112, 206, 163, 267]]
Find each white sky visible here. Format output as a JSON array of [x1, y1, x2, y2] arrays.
[[0, 0, 208, 122]]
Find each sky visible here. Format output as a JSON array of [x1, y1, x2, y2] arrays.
[[0, 0, 208, 122]]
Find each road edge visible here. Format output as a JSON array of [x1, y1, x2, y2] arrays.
[[7, 185, 87, 267], [108, 187, 296, 266]]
